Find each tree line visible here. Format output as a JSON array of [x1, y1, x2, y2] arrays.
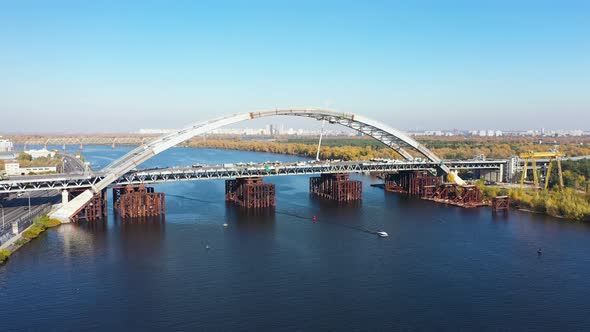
[[184, 138, 404, 160], [190, 136, 590, 161]]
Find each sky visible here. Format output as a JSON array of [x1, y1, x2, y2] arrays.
[[0, 0, 588, 133]]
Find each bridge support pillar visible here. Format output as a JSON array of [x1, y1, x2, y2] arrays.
[[476, 169, 503, 183], [422, 183, 486, 208], [61, 190, 69, 205], [225, 177, 275, 208], [70, 188, 107, 222], [384, 171, 439, 196], [492, 196, 510, 213], [113, 185, 165, 218], [310, 173, 362, 201]]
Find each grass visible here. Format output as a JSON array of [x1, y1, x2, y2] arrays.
[[14, 238, 29, 247]]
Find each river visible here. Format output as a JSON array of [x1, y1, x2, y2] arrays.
[[1, 146, 590, 331]]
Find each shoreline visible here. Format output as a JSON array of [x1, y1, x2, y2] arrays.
[[0, 209, 62, 265]]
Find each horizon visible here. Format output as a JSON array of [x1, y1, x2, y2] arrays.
[[1, 123, 589, 136]]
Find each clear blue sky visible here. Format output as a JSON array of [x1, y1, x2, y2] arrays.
[[0, 0, 588, 133]]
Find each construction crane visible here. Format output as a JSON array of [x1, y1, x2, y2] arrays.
[[520, 151, 564, 190]]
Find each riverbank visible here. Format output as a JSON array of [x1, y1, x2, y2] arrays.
[[474, 181, 590, 221], [0, 214, 61, 265]]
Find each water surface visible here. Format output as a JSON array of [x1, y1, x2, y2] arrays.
[[1, 146, 590, 331]]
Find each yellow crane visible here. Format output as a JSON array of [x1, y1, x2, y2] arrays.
[[520, 151, 564, 190]]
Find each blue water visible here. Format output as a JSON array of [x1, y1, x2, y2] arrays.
[[1, 146, 590, 331]]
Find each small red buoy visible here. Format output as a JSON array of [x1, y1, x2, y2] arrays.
[[313, 215, 317, 222]]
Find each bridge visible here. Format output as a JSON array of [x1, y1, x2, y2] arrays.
[[2, 109, 510, 221], [10, 135, 154, 150], [41, 109, 467, 221], [0, 159, 505, 193]]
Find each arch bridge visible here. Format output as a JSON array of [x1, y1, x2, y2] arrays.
[[51, 109, 461, 221]]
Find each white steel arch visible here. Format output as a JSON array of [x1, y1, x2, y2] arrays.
[[52, 109, 456, 221]]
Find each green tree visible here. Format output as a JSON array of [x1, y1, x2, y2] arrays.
[[17, 152, 32, 161]]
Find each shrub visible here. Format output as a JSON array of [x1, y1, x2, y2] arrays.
[[44, 218, 62, 227], [0, 249, 10, 263], [34, 214, 62, 228], [502, 188, 590, 221], [22, 225, 45, 240], [483, 186, 499, 199]]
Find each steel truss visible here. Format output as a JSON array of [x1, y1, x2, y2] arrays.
[[0, 160, 506, 193]]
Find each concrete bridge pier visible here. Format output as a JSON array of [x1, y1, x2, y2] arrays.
[[309, 173, 362, 201], [475, 165, 504, 183], [62, 189, 69, 205]]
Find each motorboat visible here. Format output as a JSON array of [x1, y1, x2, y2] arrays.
[[377, 231, 389, 238], [223, 223, 228, 227]]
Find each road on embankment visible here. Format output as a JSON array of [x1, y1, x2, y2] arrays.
[[0, 191, 61, 238], [61, 155, 86, 173]]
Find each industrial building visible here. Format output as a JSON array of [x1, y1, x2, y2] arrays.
[[3, 160, 57, 176]]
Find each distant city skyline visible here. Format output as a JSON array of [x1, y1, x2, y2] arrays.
[[0, 1, 588, 132], [2, 120, 590, 136]]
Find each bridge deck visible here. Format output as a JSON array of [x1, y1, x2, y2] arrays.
[[0, 160, 505, 193]]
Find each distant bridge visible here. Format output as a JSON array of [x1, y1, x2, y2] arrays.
[[9, 136, 154, 150]]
